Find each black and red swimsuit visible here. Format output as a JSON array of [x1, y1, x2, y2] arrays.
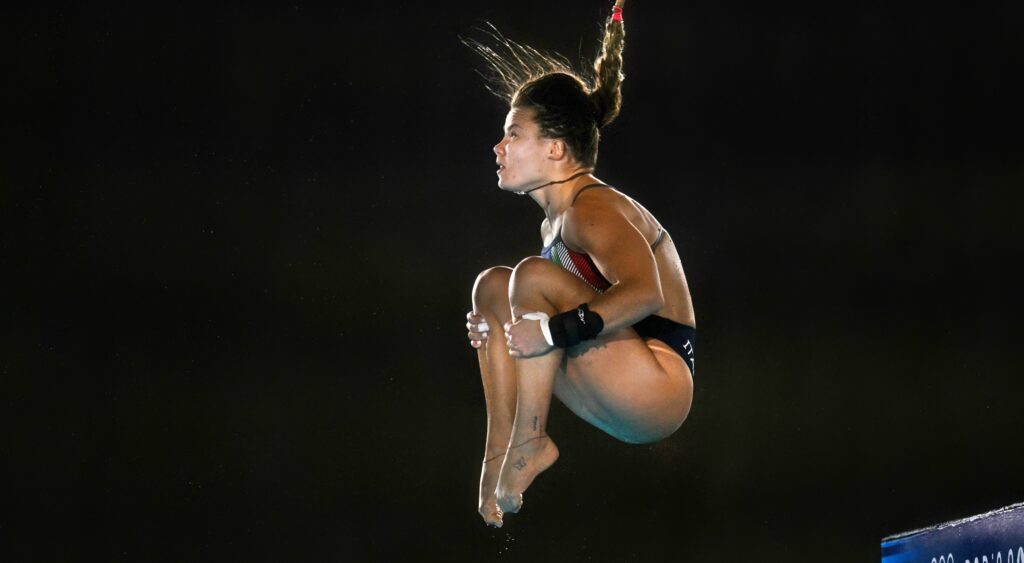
[[541, 184, 697, 376]]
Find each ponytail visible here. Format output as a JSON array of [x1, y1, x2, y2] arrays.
[[463, 2, 630, 167], [589, 0, 626, 128]]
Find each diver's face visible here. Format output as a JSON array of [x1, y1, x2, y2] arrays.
[[493, 107, 551, 192]]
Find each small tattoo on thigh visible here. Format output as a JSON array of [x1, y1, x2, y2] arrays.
[[532, 416, 538, 431], [513, 457, 527, 471]]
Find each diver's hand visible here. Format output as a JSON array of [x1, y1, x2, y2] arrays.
[[504, 316, 554, 358], [466, 311, 490, 349]]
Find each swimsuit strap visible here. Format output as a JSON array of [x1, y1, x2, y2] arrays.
[[651, 227, 666, 250], [570, 183, 610, 206], [569, 184, 663, 250], [569, 184, 668, 251]]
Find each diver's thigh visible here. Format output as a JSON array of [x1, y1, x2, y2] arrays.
[[561, 330, 692, 442]]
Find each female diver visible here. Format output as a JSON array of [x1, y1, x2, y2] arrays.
[[465, 1, 697, 528]]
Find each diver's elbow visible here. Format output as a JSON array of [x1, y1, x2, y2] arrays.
[[643, 284, 665, 314]]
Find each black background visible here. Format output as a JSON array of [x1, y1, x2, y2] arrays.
[[6, 1, 1023, 560]]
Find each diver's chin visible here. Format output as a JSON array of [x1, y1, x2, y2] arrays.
[[496, 179, 518, 192], [497, 174, 532, 194]]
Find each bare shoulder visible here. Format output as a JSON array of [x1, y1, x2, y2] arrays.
[[562, 188, 635, 248], [563, 186, 662, 250]]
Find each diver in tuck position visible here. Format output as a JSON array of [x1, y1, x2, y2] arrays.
[[464, 0, 698, 527]]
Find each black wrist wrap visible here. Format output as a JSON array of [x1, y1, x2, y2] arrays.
[[548, 303, 605, 348]]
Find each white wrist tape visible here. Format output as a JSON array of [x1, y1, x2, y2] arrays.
[[477, 321, 489, 332], [521, 312, 554, 346]]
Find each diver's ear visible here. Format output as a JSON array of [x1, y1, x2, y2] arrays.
[[547, 138, 568, 161]]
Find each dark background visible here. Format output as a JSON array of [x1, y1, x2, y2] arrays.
[[5, 1, 1023, 560]]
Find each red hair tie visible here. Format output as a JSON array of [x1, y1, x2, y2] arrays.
[[611, 5, 623, 22]]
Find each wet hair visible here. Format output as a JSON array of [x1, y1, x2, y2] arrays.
[[463, 14, 626, 168]]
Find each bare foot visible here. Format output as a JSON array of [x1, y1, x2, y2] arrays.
[[478, 453, 505, 527], [495, 436, 559, 514]]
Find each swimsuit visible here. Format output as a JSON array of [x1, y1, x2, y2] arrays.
[[540, 184, 697, 376]]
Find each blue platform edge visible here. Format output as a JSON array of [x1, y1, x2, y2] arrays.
[[881, 502, 1024, 563]]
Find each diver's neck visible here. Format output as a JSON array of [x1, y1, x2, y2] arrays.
[[524, 168, 594, 220]]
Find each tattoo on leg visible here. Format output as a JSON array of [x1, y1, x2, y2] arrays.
[[532, 416, 538, 431], [513, 456, 527, 471], [509, 435, 549, 450]]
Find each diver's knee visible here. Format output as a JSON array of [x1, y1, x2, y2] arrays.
[[472, 266, 512, 310], [510, 256, 552, 287]]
